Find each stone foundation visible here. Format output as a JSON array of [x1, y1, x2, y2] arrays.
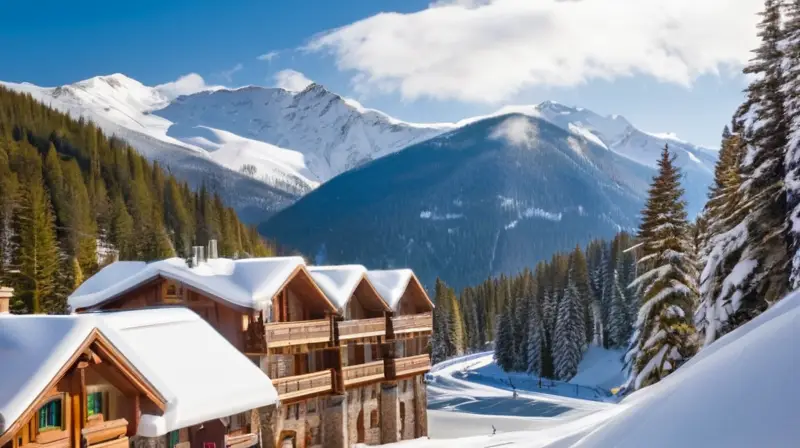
[[379, 382, 400, 444], [257, 404, 279, 448], [130, 435, 167, 448], [321, 394, 348, 448], [413, 375, 428, 438], [346, 384, 381, 445]]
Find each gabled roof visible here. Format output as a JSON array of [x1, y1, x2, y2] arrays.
[[366, 269, 434, 311], [308, 265, 390, 312], [0, 308, 278, 439], [68, 256, 311, 312]]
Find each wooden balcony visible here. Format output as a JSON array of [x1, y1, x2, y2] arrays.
[[385, 354, 431, 380], [343, 360, 385, 387], [265, 319, 332, 348], [337, 317, 386, 341], [245, 318, 333, 353], [272, 369, 334, 401], [391, 312, 433, 336]]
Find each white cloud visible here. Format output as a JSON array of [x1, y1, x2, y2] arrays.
[[273, 69, 314, 92], [155, 73, 221, 100], [219, 63, 244, 82], [307, 0, 762, 103], [490, 116, 538, 147], [257, 51, 279, 62]]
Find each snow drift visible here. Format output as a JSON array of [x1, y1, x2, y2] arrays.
[[379, 289, 800, 447]]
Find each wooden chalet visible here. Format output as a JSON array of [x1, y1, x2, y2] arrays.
[[66, 250, 436, 448], [0, 309, 278, 448]]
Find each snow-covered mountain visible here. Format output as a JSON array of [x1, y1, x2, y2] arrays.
[[2, 74, 716, 223], [0, 74, 301, 222], [155, 83, 446, 182]]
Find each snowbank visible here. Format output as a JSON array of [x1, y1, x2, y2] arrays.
[[387, 290, 800, 447]]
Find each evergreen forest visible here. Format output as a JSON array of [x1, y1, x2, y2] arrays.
[[0, 86, 274, 315]]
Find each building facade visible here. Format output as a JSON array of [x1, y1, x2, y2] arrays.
[[67, 254, 433, 448], [0, 309, 278, 448]]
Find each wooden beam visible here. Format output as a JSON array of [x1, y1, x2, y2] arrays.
[[70, 368, 86, 448], [127, 396, 140, 437]]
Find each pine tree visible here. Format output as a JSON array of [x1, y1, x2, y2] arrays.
[[696, 127, 746, 344], [607, 267, 629, 348], [553, 268, 584, 381], [446, 286, 465, 356], [10, 148, 60, 314], [494, 300, 516, 372], [783, 0, 800, 289], [526, 297, 545, 376], [625, 146, 697, 391], [698, 0, 790, 346]]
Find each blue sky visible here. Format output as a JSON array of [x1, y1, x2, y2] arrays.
[[0, 0, 762, 147]]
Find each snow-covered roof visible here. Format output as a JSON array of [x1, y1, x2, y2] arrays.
[[366, 269, 433, 311], [0, 308, 278, 438], [68, 256, 308, 312], [308, 265, 368, 310], [308, 265, 390, 312]]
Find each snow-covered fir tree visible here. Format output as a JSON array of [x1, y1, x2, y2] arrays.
[[513, 296, 530, 372], [782, 0, 800, 289], [698, 0, 790, 346], [494, 301, 516, 371], [553, 269, 585, 380], [607, 264, 630, 348], [695, 127, 746, 343], [625, 145, 698, 391], [526, 298, 545, 376]]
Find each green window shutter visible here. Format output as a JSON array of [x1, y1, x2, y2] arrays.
[[87, 394, 95, 416]]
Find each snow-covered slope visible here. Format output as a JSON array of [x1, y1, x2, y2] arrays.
[[374, 289, 800, 448], [453, 101, 716, 214], [156, 83, 446, 182]]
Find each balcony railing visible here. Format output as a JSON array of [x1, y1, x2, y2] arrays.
[[391, 312, 433, 335], [272, 369, 334, 401], [386, 354, 431, 380], [338, 317, 386, 341], [343, 360, 385, 387]]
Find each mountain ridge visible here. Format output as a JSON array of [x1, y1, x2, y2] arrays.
[[2, 73, 716, 223]]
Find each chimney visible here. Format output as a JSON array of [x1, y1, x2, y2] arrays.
[[208, 239, 218, 260], [192, 246, 206, 266], [0, 287, 12, 314]]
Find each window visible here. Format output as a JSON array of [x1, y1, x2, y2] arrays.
[[307, 398, 316, 414], [38, 399, 62, 431], [168, 431, 180, 448], [294, 404, 300, 420], [203, 443, 215, 448], [371, 385, 377, 400], [370, 410, 379, 428], [87, 392, 104, 417], [402, 380, 408, 393]]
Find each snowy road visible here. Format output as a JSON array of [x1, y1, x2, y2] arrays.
[[425, 352, 613, 439]]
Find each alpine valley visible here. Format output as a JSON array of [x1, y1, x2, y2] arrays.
[[2, 74, 717, 288]]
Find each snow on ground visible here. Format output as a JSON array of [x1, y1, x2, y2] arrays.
[[369, 289, 800, 447], [422, 350, 614, 441]]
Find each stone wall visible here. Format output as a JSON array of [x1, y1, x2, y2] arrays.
[[275, 398, 323, 448], [346, 384, 381, 445], [379, 383, 399, 444], [130, 435, 167, 448], [396, 377, 417, 441], [413, 375, 428, 438], [320, 395, 347, 448]]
